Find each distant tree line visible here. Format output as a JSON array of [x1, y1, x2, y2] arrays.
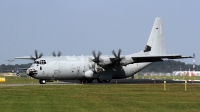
[[0, 60, 199, 73], [140, 60, 199, 73], [0, 63, 32, 72]]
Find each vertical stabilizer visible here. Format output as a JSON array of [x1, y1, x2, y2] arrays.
[[144, 17, 166, 55]]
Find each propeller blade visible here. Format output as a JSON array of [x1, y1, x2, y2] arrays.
[[112, 50, 117, 58], [52, 51, 56, 57], [58, 51, 62, 57], [35, 50, 38, 59], [118, 49, 121, 57], [30, 50, 43, 60], [92, 51, 97, 58], [39, 53, 43, 58], [112, 49, 123, 63], [91, 50, 102, 64], [97, 51, 101, 59], [30, 55, 35, 60]]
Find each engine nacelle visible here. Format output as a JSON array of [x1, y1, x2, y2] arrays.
[[84, 70, 94, 78], [121, 56, 134, 66], [99, 57, 112, 66]]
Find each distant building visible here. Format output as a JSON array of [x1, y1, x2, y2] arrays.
[[173, 54, 200, 76]]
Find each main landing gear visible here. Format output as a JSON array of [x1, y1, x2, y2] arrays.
[[80, 79, 93, 83], [39, 79, 46, 84], [97, 79, 110, 83], [79, 79, 111, 84]]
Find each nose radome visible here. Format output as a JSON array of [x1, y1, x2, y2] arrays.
[[27, 68, 38, 76]]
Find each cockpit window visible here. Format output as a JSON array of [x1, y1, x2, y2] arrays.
[[40, 60, 47, 64], [34, 60, 46, 65], [34, 61, 39, 64]]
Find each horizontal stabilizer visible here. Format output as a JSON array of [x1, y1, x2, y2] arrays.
[[131, 54, 192, 63]]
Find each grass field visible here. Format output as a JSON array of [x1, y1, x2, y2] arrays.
[[0, 76, 38, 84], [1, 76, 200, 112], [136, 75, 200, 80]]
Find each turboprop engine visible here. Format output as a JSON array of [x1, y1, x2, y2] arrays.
[[120, 56, 134, 66], [99, 57, 112, 66]]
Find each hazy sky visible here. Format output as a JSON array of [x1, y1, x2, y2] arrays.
[[0, 0, 199, 65]]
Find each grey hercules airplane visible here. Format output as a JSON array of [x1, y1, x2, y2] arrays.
[[15, 17, 192, 84]]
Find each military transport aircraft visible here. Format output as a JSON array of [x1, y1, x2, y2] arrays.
[[15, 17, 192, 84]]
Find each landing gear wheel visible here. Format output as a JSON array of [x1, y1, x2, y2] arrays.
[[86, 80, 93, 83], [103, 80, 110, 83], [39, 79, 46, 84]]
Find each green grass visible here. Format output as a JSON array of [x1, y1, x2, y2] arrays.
[[1, 76, 200, 112], [0, 76, 39, 84], [135, 75, 200, 80]]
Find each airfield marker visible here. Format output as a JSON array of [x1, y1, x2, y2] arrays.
[[164, 81, 166, 91], [0, 77, 5, 82], [185, 80, 187, 91]]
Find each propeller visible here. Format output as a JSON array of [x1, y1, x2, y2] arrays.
[[112, 49, 124, 63], [91, 50, 102, 64], [30, 50, 43, 61], [52, 51, 62, 57]]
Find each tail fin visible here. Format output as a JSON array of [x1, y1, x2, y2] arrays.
[[144, 17, 166, 55]]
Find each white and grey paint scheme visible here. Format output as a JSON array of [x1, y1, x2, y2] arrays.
[[15, 18, 192, 84]]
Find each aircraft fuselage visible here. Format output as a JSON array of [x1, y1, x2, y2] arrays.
[[28, 56, 151, 81]]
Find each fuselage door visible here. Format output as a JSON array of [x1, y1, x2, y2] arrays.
[[53, 61, 60, 79], [54, 70, 59, 78]]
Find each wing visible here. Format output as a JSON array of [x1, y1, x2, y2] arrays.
[[95, 54, 192, 67], [14, 56, 34, 60]]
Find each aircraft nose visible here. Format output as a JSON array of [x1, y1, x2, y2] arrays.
[[26, 68, 38, 76]]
